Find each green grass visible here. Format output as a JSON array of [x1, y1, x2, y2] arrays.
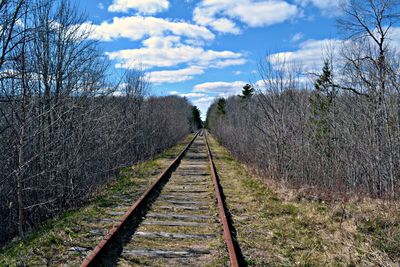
[[207, 134, 399, 266], [0, 134, 194, 267], [356, 213, 400, 259], [2, 133, 398, 266]]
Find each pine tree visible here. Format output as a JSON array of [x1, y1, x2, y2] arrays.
[[310, 60, 337, 158], [240, 84, 254, 99], [191, 106, 202, 129]]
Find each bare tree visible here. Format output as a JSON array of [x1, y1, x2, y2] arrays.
[[0, 0, 26, 70], [0, 0, 195, 244], [206, 15, 400, 197], [338, 0, 400, 196]]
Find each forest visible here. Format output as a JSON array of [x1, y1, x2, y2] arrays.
[[0, 0, 201, 244], [207, 0, 400, 200], [1, 0, 399, 253]]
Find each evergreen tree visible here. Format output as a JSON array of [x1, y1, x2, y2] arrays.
[[309, 60, 337, 158], [191, 106, 202, 129], [240, 84, 254, 99]]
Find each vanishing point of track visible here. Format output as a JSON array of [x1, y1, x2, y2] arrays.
[[80, 130, 240, 266]]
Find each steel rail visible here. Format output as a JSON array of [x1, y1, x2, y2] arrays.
[[81, 131, 199, 267], [204, 131, 240, 267]]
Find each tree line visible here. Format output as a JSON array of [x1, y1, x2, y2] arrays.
[[207, 0, 400, 199], [0, 0, 199, 244]]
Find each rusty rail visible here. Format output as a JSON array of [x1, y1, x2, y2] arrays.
[[204, 131, 240, 267], [81, 131, 199, 267]]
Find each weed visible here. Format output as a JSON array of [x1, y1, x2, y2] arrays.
[[207, 135, 399, 266], [0, 135, 193, 266]]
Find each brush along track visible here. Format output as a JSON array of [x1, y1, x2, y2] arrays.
[[81, 131, 239, 266]]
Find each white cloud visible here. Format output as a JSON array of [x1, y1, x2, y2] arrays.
[[106, 35, 245, 70], [211, 18, 241, 34], [83, 16, 214, 41], [149, 66, 205, 83], [167, 92, 214, 119], [169, 91, 207, 98], [388, 27, 400, 50], [108, 0, 169, 14], [254, 75, 311, 90], [193, 96, 216, 103], [174, 80, 247, 119], [295, 0, 344, 16], [229, 1, 298, 27], [268, 29, 400, 75], [268, 39, 343, 72], [194, 0, 298, 33], [296, 0, 340, 9], [193, 80, 245, 94], [190, 80, 246, 119], [98, 2, 105, 10], [182, 93, 207, 98], [211, 58, 246, 68], [192, 96, 216, 119], [291, 32, 304, 42]]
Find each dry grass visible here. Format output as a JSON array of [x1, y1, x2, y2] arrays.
[[208, 135, 399, 266], [115, 136, 228, 266], [0, 135, 194, 266], [2, 133, 398, 266]]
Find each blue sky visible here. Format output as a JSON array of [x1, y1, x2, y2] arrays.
[[75, 0, 362, 117]]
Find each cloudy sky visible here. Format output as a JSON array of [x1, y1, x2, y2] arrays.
[[78, 0, 355, 117]]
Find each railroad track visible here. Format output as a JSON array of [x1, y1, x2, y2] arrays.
[[81, 130, 240, 266]]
